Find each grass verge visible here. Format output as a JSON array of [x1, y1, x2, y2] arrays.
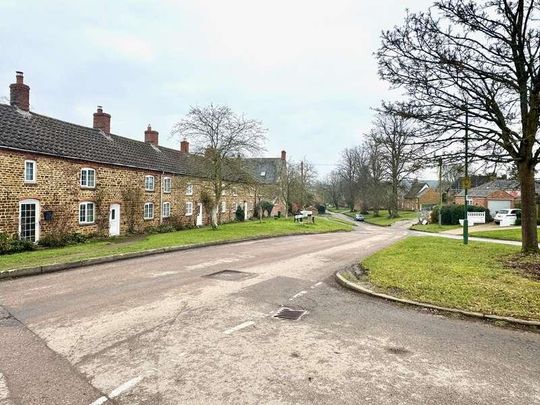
[[410, 224, 461, 233], [347, 211, 418, 226], [0, 217, 351, 272], [471, 228, 525, 241], [361, 236, 540, 321]]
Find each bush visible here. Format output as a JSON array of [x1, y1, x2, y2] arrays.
[[316, 204, 326, 214], [235, 205, 245, 221], [431, 205, 492, 225], [38, 232, 89, 248], [0, 233, 35, 255], [147, 224, 176, 234]]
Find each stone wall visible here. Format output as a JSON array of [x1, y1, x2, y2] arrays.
[[0, 148, 254, 239]]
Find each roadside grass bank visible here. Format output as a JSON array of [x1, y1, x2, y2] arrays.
[[471, 228, 527, 241], [0, 217, 351, 273], [410, 224, 461, 233], [356, 211, 418, 226], [358, 237, 540, 321]]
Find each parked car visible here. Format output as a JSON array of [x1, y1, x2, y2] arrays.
[[493, 208, 521, 225], [355, 213, 365, 222]]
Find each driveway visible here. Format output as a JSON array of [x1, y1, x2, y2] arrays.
[[0, 225, 539, 404]]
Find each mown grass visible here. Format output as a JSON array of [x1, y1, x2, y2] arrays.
[[361, 236, 540, 321], [343, 211, 418, 226], [471, 228, 526, 241], [410, 224, 461, 233], [0, 217, 352, 272]]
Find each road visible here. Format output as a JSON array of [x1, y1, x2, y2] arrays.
[[0, 221, 539, 404]]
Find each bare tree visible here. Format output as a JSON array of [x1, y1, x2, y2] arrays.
[[322, 171, 344, 208], [377, 0, 540, 252], [371, 112, 424, 218], [338, 147, 363, 211], [172, 104, 266, 228], [365, 136, 386, 216]]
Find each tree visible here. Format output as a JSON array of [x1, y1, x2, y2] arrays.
[[322, 171, 344, 209], [172, 104, 266, 228], [377, 0, 540, 252], [365, 137, 386, 216], [337, 147, 363, 211], [370, 112, 424, 218]]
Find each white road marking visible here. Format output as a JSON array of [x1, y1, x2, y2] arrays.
[[223, 321, 255, 335], [0, 373, 12, 404], [89, 396, 108, 405], [109, 375, 144, 398], [150, 271, 178, 278], [289, 290, 308, 300], [311, 281, 323, 289], [186, 257, 242, 270]]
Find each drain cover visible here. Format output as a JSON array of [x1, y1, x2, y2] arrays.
[[204, 270, 253, 281], [273, 307, 307, 321]]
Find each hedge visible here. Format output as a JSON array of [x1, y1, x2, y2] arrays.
[[430, 205, 492, 225]]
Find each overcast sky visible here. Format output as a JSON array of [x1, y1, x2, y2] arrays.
[[0, 0, 435, 177]]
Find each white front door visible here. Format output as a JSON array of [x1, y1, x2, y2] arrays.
[[19, 199, 40, 242], [244, 201, 248, 220], [196, 203, 203, 226], [109, 204, 120, 236]]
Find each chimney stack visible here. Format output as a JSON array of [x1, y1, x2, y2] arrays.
[[180, 139, 190, 153], [93, 106, 111, 134], [10, 71, 30, 111], [281, 150, 287, 161], [144, 124, 159, 145]]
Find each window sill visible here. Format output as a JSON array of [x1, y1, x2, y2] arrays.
[[24, 181, 37, 185], [78, 222, 95, 226], [80, 186, 96, 190], [185, 213, 193, 216], [143, 217, 154, 221]]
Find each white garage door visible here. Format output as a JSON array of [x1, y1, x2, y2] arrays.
[[488, 200, 511, 214]]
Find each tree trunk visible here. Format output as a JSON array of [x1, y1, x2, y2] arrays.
[[518, 162, 538, 254], [211, 206, 219, 229], [390, 182, 399, 218]]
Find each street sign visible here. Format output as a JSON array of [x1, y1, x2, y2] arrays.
[[461, 177, 472, 189]]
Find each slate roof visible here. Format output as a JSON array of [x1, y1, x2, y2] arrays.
[[244, 158, 284, 184], [0, 103, 281, 182], [457, 179, 524, 197]]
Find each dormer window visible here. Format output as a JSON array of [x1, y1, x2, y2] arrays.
[[260, 171, 266, 177], [145, 175, 155, 191], [80, 168, 96, 188], [24, 160, 36, 183]]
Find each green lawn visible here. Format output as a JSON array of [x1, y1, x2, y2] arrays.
[[359, 211, 418, 226], [0, 217, 351, 272], [361, 237, 540, 321], [471, 228, 526, 241], [410, 224, 461, 233]]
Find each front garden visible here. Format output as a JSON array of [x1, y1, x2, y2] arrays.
[[0, 216, 352, 273]]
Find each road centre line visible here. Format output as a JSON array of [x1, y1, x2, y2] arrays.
[[89, 374, 145, 405], [223, 321, 255, 335], [290, 290, 308, 300]]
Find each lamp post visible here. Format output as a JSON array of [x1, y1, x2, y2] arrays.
[[463, 107, 469, 245]]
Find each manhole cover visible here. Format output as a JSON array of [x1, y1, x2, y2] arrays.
[[204, 270, 253, 281], [273, 307, 307, 321]]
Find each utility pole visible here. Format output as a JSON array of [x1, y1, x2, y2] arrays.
[[463, 107, 469, 245], [438, 157, 443, 226], [300, 160, 304, 209]]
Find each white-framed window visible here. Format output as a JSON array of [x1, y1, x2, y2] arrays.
[[186, 183, 193, 195], [163, 177, 172, 193], [144, 202, 154, 219], [466, 196, 473, 204], [145, 175, 155, 191], [162, 202, 171, 218], [24, 160, 36, 183], [221, 201, 227, 213], [233, 202, 238, 211], [79, 202, 95, 224], [185, 201, 193, 216], [232, 187, 238, 196], [80, 168, 96, 188]]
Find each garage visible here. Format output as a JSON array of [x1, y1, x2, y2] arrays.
[[488, 200, 512, 214]]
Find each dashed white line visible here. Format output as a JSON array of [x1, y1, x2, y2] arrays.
[[223, 321, 255, 335], [89, 396, 108, 405], [311, 281, 323, 288], [289, 290, 308, 300], [109, 375, 144, 399]]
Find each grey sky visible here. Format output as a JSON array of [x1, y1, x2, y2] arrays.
[[0, 0, 434, 176]]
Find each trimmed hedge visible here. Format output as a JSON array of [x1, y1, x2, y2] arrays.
[[431, 205, 492, 225]]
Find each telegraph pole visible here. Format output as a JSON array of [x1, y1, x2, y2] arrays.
[[463, 107, 469, 245], [438, 157, 443, 226]]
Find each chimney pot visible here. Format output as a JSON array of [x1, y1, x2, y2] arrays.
[[180, 139, 190, 154], [144, 124, 159, 145], [10, 71, 30, 111], [281, 150, 287, 161], [93, 106, 111, 134]]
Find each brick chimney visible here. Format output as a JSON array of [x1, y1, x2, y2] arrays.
[[180, 139, 189, 153], [10, 71, 30, 111], [281, 150, 287, 161], [93, 106, 111, 134], [144, 124, 159, 145]]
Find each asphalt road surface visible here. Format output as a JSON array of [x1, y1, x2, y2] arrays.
[[0, 222, 539, 404]]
